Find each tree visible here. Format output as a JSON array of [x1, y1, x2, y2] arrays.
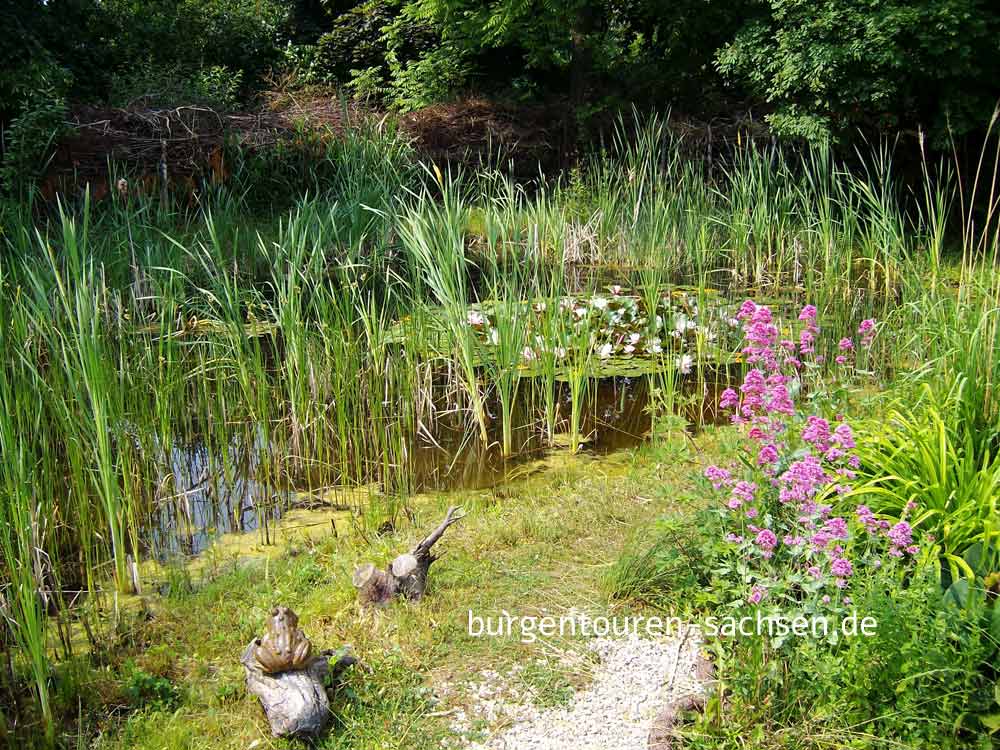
[[717, 0, 1000, 142], [332, 0, 750, 114]]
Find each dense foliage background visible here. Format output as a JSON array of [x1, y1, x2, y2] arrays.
[[2, 0, 999, 188]]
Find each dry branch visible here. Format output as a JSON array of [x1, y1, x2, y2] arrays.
[[354, 506, 465, 606]]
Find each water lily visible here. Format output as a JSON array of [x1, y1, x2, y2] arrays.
[[467, 310, 486, 326], [623, 344, 635, 354], [676, 315, 698, 334], [591, 296, 609, 310], [598, 343, 614, 358], [676, 354, 693, 374]]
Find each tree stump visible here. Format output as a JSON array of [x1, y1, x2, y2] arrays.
[[354, 506, 464, 606], [241, 641, 357, 738]]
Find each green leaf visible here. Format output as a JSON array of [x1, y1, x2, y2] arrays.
[[963, 541, 985, 575], [981, 713, 1000, 734], [942, 578, 970, 609]]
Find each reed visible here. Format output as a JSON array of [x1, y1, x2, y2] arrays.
[[397, 168, 490, 445]]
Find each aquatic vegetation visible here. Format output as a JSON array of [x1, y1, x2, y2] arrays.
[[449, 289, 736, 375]]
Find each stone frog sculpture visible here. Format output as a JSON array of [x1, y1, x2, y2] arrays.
[[253, 606, 313, 673]]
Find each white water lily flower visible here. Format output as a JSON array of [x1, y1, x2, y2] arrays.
[[629, 332, 641, 345], [574, 306, 587, 318], [591, 296, 609, 310], [522, 346, 537, 362], [467, 310, 486, 326], [624, 344, 635, 354], [554, 346, 567, 358], [610, 285, 623, 295], [676, 354, 693, 374], [655, 314, 664, 329], [598, 343, 613, 358], [648, 340, 663, 354]]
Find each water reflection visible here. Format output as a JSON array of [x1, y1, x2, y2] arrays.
[[144, 367, 735, 557]]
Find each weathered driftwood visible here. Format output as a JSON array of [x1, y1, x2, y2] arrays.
[[353, 506, 464, 606], [241, 607, 357, 738]]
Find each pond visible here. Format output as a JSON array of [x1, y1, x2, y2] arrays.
[[139, 286, 751, 561]]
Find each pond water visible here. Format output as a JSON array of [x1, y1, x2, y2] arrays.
[[138, 284, 757, 561], [143, 369, 732, 559]]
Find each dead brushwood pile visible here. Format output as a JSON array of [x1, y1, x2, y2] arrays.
[[41, 93, 762, 202], [42, 95, 564, 200], [42, 102, 336, 200]]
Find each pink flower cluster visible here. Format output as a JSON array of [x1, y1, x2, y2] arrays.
[[856, 505, 920, 559], [703, 301, 911, 609], [835, 319, 877, 366]]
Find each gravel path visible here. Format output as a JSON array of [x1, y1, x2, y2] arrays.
[[456, 628, 705, 750]]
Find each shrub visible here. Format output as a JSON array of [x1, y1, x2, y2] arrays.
[[646, 299, 1000, 748], [701, 301, 892, 615], [716, 0, 1000, 143], [0, 62, 69, 194], [98, 0, 290, 88], [688, 559, 999, 748], [384, 41, 473, 110], [108, 63, 244, 110], [313, 1, 400, 85], [224, 115, 416, 213]]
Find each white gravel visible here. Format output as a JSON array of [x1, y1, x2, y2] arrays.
[[451, 627, 705, 750]]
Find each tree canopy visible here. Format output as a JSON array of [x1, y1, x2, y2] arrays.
[[2, 0, 999, 185]]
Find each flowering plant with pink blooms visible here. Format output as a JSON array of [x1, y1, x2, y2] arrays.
[[704, 301, 919, 620]]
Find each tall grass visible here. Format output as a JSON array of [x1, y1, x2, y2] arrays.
[[2, 110, 1000, 740]]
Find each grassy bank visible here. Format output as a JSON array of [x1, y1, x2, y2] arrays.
[[67, 439, 709, 749]]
